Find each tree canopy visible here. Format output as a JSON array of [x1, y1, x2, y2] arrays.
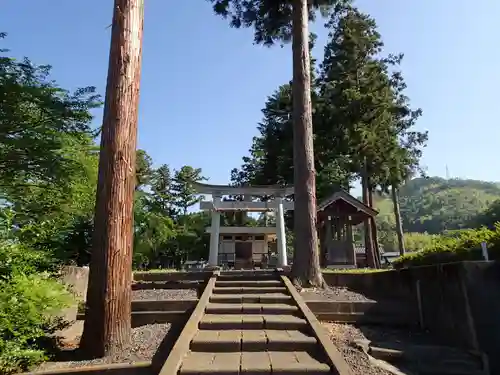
[[230, 2, 427, 206]]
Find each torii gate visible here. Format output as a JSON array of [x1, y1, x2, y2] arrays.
[[193, 182, 294, 268]]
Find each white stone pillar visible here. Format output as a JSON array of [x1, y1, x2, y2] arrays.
[[275, 196, 287, 267], [208, 195, 221, 267]]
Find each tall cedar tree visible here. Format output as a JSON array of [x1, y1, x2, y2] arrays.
[[319, 4, 389, 267], [135, 149, 153, 190], [150, 164, 177, 216], [171, 166, 206, 215], [230, 81, 352, 205], [80, 0, 144, 357], [208, 0, 342, 286], [318, 3, 426, 266], [230, 33, 317, 190]]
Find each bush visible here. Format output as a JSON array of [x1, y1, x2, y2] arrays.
[[0, 272, 72, 374], [0, 240, 56, 279], [0, 227, 72, 373], [393, 224, 500, 268]]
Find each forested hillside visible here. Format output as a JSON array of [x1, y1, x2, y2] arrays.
[[389, 177, 500, 234]]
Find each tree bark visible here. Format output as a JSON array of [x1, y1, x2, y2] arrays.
[[361, 165, 377, 268], [290, 0, 323, 287], [80, 0, 144, 358], [368, 187, 381, 268], [392, 184, 406, 256]]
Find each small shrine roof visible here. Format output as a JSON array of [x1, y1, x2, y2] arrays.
[[317, 189, 378, 218]]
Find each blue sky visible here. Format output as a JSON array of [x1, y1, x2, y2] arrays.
[[2, 0, 499, 189]]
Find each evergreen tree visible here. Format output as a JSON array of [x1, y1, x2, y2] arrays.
[[207, 0, 342, 286], [172, 166, 206, 215], [135, 149, 153, 190], [317, 2, 427, 265], [81, 0, 144, 357], [150, 164, 176, 216]]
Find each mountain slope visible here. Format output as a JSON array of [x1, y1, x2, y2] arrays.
[[395, 177, 500, 234]]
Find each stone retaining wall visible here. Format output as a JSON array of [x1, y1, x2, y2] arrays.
[[324, 262, 500, 375], [59, 266, 89, 322]]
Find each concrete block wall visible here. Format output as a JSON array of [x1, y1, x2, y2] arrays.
[[323, 262, 500, 375]]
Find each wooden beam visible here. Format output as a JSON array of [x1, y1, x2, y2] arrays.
[[200, 200, 294, 212], [205, 226, 277, 234], [192, 182, 294, 196]]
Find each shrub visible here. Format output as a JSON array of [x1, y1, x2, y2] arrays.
[[0, 240, 56, 279], [0, 223, 72, 373], [393, 224, 500, 268], [0, 272, 72, 374]]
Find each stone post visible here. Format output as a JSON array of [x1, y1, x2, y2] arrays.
[[275, 196, 288, 267], [208, 194, 221, 267]]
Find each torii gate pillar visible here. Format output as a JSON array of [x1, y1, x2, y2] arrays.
[[208, 194, 221, 267], [275, 196, 287, 267]]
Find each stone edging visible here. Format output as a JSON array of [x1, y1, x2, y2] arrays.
[[21, 361, 151, 375], [156, 272, 218, 375], [280, 275, 354, 375]]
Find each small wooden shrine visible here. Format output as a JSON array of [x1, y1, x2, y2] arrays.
[[317, 190, 378, 268]]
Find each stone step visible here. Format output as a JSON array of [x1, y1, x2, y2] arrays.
[[219, 270, 278, 276], [190, 329, 317, 352], [213, 286, 287, 294], [206, 303, 299, 315], [215, 280, 283, 287], [179, 351, 330, 374], [217, 273, 279, 282], [199, 314, 308, 330], [209, 293, 292, 304]]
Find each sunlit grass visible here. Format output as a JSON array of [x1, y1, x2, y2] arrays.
[[322, 267, 389, 274], [133, 268, 179, 273]]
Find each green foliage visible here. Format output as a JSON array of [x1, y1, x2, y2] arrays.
[[229, 2, 426, 206], [0, 37, 101, 187], [172, 166, 206, 215], [322, 268, 388, 274], [135, 149, 153, 190], [0, 36, 100, 263], [393, 225, 500, 268], [0, 272, 71, 374], [402, 232, 438, 252], [398, 177, 500, 234], [207, 0, 338, 46], [0, 215, 71, 373], [131, 163, 210, 270], [469, 198, 500, 229], [1, 35, 210, 271]]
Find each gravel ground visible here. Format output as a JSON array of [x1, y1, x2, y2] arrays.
[[36, 323, 171, 371], [350, 324, 441, 346], [322, 322, 393, 375], [301, 286, 374, 302], [132, 288, 198, 300]]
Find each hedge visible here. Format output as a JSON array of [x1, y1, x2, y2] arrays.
[[393, 224, 500, 269]]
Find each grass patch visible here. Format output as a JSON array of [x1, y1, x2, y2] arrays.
[[322, 268, 388, 274], [133, 268, 179, 273]]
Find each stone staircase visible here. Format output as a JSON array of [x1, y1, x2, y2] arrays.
[[158, 269, 352, 374]]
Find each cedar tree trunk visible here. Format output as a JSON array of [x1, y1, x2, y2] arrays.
[[392, 184, 406, 256], [368, 186, 381, 268], [80, 0, 144, 358], [361, 167, 377, 268], [290, 0, 323, 287]]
